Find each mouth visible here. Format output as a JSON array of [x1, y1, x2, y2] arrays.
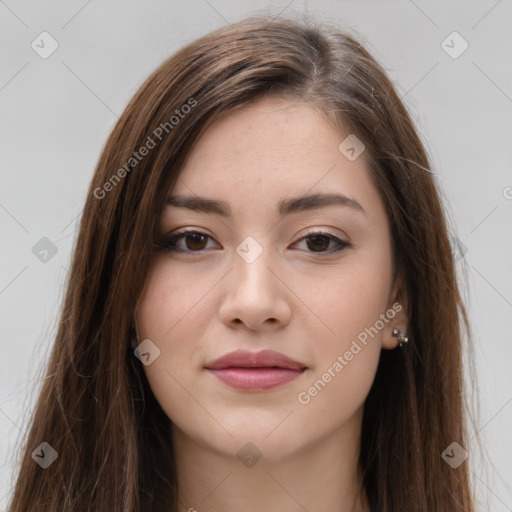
[[204, 349, 307, 391]]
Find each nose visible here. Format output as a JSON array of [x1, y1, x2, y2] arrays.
[[218, 243, 292, 331]]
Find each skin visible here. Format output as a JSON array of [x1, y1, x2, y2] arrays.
[[135, 96, 408, 512]]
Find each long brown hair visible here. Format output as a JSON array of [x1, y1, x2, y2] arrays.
[[6, 14, 480, 512]]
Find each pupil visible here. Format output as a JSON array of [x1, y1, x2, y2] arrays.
[[308, 235, 328, 251], [187, 234, 206, 250]]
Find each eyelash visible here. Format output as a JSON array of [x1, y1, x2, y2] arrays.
[[160, 228, 350, 256]]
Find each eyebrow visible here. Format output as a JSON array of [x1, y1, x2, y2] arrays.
[[165, 192, 366, 217]]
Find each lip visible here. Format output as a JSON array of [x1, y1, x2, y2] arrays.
[[205, 349, 307, 391]]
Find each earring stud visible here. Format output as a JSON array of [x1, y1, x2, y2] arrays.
[[392, 327, 409, 348]]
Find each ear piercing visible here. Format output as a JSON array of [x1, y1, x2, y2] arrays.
[[392, 328, 409, 348]]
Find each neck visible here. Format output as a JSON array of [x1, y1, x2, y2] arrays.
[[170, 408, 370, 512]]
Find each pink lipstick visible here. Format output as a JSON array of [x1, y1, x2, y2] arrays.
[[205, 349, 307, 391]]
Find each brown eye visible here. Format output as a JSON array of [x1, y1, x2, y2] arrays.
[[305, 234, 331, 252], [293, 231, 349, 255], [182, 233, 208, 251], [163, 231, 216, 252]]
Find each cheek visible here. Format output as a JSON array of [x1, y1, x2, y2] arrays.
[[135, 263, 198, 388], [298, 249, 392, 401], [135, 261, 220, 414], [295, 349, 378, 441], [294, 274, 386, 427], [136, 260, 213, 341], [304, 256, 392, 350]]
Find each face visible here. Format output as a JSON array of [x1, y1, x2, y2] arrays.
[[135, 96, 407, 460]]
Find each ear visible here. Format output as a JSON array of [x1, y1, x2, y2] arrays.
[[382, 274, 409, 350]]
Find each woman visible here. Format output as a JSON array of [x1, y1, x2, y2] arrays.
[[7, 14, 480, 512]]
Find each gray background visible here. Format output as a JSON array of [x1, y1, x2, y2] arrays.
[[1, 1, 511, 510]]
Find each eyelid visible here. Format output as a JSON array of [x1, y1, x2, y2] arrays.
[[299, 226, 348, 242]]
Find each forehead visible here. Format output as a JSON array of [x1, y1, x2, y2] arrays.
[[170, 96, 385, 225]]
